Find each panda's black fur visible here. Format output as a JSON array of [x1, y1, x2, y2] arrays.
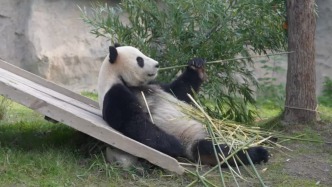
[[98, 44, 269, 166]]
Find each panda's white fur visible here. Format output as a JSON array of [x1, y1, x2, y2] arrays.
[[98, 45, 269, 166], [98, 46, 159, 111]]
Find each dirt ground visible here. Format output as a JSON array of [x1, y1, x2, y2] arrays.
[[275, 122, 332, 186]]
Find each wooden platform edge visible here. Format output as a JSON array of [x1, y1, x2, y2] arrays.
[[0, 62, 185, 175], [0, 59, 99, 109]]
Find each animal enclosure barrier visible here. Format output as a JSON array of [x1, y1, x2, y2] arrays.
[[0, 59, 184, 174]]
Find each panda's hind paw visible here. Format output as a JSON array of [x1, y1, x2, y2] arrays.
[[247, 146, 269, 164], [187, 58, 206, 69]]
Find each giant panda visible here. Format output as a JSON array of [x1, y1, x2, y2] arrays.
[[98, 44, 269, 166]]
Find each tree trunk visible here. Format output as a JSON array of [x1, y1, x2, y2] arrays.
[[283, 0, 317, 123]]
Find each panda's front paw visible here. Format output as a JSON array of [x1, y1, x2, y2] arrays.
[[187, 58, 207, 80], [187, 58, 206, 69]]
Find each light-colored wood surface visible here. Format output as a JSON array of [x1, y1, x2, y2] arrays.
[[0, 60, 184, 174], [0, 59, 99, 109]]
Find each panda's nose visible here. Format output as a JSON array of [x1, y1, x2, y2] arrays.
[[155, 64, 159, 68]]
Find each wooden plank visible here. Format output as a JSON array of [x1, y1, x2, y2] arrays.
[[0, 68, 100, 116], [0, 67, 185, 174], [0, 59, 99, 109]]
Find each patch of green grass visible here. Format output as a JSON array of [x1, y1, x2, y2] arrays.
[[0, 101, 41, 124], [253, 97, 284, 130], [0, 122, 107, 186], [1, 148, 85, 186], [0, 117, 188, 186], [256, 105, 282, 120], [81, 91, 98, 101], [254, 101, 284, 130], [319, 104, 332, 123], [0, 121, 81, 149], [0, 96, 11, 121], [0, 102, 194, 186], [1, 97, 332, 186]]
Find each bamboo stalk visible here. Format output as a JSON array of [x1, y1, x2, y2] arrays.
[[159, 51, 293, 71], [141, 91, 154, 124], [245, 152, 266, 187]]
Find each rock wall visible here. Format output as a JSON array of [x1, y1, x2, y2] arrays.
[[0, 0, 35, 70], [316, 0, 332, 92], [0, 0, 112, 91], [0, 0, 331, 93]]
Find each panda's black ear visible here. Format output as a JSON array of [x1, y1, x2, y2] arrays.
[[109, 46, 118, 64], [114, 43, 121, 48]]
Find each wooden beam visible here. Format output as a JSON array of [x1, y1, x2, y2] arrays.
[[0, 61, 185, 175]]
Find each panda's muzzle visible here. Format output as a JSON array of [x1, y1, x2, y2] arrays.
[[148, 73, 156, 77]]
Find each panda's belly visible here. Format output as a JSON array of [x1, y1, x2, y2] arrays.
[[135, 86, 207, 146]]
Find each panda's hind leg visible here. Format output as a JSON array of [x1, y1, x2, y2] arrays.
[[193, 139, 269, 166]]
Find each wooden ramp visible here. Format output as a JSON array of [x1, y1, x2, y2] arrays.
[[0, 59, 184, 174]]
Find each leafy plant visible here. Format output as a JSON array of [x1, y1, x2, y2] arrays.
[[80, 0, 286, 122], [318, 77, 332, 107], [256, 57, 286, 110]]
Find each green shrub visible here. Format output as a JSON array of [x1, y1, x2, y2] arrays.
[[80, 0, 286, 122], [318, 77, 332, 107]]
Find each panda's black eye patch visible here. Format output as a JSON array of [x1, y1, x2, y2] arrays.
[[137, 57, 144, 68]]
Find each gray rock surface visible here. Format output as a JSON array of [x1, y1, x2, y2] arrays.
[[0, 0, 109, 91], [316, 0, 332, 92]]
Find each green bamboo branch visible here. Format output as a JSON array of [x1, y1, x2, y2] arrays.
[[159, 51, 293, 71], [245, 152, 266, 187]]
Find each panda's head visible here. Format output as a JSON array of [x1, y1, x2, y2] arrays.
[[107, 45, 159, 86]]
